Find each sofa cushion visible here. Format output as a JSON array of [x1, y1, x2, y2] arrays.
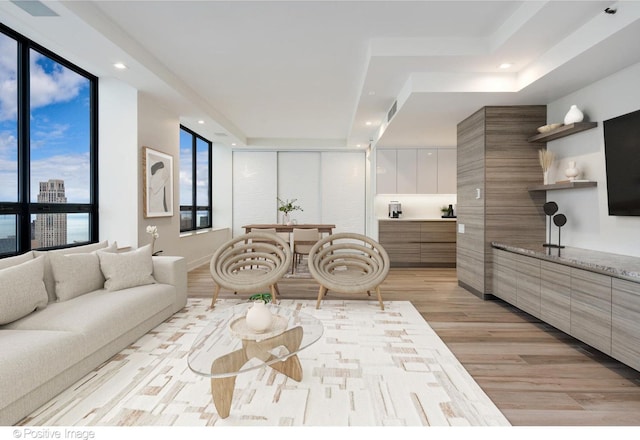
[[0, 251, 34, 270], [98, 244, 156, 291], [0, 256, 48, 325], [0, 329, 87, 414], [4, 283, 175, 348], [34, 241, 111, 303]]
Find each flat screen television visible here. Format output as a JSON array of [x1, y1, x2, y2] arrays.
[[603, 108, 640, 216]]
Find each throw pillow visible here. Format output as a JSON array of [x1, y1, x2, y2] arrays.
[[97, 244, 156, 292], [0, 256, 48, 325], [0, 251, 34, 270], [49, 248, 116, 302], [34, 240, 111, 302]]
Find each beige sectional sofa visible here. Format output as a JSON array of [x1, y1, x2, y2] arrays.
[[0, 241, 187, 425]]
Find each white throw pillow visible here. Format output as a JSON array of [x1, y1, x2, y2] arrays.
[[0, 251, 34, 270], [0, 256, 48, 325], [50, 248, 116, 301], [97, 244, 156, 292], [35, 240, 111, 302]]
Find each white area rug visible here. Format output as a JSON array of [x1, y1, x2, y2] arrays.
[[20, 299, 510, 427]]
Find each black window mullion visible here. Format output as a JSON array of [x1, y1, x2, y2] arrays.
[[191, 134, 197, 230], [17, 36, 30, 254]]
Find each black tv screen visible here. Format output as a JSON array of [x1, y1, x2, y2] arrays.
[[603, 108, 640, 216]]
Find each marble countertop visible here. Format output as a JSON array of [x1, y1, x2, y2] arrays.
[[492, 242, 640, 283]]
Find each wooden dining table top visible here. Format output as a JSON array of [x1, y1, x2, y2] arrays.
[[242, 224, 335, 234]]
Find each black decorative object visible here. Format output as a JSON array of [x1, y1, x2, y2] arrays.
[[543, 201, 559, 247], [553, 213, 567, 249]]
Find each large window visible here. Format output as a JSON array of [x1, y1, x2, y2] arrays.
[[179, 126, 211, 232], [0, 24, 98, 257]]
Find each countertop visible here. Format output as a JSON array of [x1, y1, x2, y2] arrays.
[[379, 217, 457, 222], [492, 242, 640, 283]]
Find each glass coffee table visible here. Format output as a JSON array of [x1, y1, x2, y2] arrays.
[[187, 302, 324, 418]]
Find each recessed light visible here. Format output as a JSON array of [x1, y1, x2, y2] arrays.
[[231, 143, 237, 146], [368, 91, 376, 96], [113, 62, 127, 70], [499, 63, 513, 69], [197, 120, 205, 124], [365, 121, 372, 126]]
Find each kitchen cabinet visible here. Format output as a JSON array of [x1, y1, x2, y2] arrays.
[[376, 148, 457, 194], [379, 220, 456, 267]]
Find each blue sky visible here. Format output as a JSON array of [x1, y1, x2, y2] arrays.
[[0, 32, 91, 205], [1, 31, 90, 243]]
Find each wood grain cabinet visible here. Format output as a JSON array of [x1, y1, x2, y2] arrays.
[[515, 254, 541, 319], [492, 246, 640, 372], [379, 220, 456, 267], [570, 268, 612, 355], [456, 106, 546, 298], [540, 261, 571, 334], [492, 248, 516, 304], [612, 278, 640, 371]]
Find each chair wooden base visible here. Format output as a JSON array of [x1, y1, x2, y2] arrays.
[[315, 285, 384, 310]]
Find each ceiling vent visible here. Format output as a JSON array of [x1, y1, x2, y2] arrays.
[[214, 132, 228, 137], [387, 100, 397, 123], [10, 1, 58, 16]]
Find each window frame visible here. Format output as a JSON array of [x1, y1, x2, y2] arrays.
[[0, 24, 99, 257], [179, 125, 212, 233]]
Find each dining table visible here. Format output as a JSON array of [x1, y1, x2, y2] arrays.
[[242, 223, 335, 236]]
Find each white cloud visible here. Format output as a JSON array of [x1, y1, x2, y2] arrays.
[[0, 39, 87, 122], [30, 152, 91, 203]]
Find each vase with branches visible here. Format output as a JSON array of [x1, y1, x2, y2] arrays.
[[277, 198, 303, 224], [538, 149, 555, 185]]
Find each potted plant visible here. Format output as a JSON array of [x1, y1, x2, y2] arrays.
[[277, 197, 303, 224]]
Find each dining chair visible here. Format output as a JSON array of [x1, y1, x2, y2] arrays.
[[291, 228, 320, 274]]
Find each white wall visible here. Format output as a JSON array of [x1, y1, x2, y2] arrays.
[[98, 78, 139, 248], [135, 93, 230, 270], [546, 61, 640, 257]]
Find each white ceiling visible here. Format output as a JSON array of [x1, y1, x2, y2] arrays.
[[2, 0, 640, 149]]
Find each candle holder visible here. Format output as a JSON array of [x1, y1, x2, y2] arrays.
[[553, 213, 567, 249], [543, 201, 560, 248]]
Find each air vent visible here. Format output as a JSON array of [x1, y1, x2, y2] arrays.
[[387, 100, 397, 122], [10, 0, 58, 16], [214, 132, 228, 137]]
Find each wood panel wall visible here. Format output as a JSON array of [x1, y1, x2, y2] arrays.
[[457, 106, 547, 297]]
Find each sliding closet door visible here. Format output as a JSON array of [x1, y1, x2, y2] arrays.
[[278, 152, 321, 224], [232, 151, 277, 236], [321, 152, 366, 234]]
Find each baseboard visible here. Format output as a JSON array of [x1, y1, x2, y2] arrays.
[[457, 281, 496, 301]]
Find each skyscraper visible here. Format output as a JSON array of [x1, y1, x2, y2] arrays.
[[34, 179, 67, 248]]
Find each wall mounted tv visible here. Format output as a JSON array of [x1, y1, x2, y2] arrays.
[[603, 108, 640, 216]]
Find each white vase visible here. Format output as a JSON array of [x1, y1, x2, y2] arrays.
[[282, 213, 290, 225], [245, 301, 273, 333], [565, 161, 579, 181], [564, 105, 584, 125], [543, 170, 549, 185]]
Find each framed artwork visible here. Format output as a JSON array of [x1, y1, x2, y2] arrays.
[[143, 147, 174, 218]]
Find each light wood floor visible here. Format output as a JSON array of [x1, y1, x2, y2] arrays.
[[188, 265, 640, 426]]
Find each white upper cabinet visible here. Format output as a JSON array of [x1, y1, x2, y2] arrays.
[[376, 149, 397, 194], [417, 149, 438, 194], [376, 148, 456, 194], [437, 148, 457, 194], [397, 149, 418, 193]]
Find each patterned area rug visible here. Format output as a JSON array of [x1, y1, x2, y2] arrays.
[[20, 299, 510, 427]]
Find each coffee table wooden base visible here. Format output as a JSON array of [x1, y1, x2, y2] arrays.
[[209, 326, 304, 418]]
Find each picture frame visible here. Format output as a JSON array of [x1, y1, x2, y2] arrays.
[[143, 147, 174, 218]]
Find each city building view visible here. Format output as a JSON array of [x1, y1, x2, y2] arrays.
[[33, 179, 67, 248]]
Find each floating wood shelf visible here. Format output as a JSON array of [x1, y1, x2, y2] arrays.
[[528, 122, 598, 143], [528, 181, 598, 191]]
